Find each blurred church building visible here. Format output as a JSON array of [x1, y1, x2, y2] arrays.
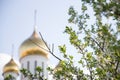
[[2, 13, 49, 80]]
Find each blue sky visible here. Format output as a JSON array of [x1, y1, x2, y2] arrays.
[[0, 0, 82, 67], [0, 0, 116, 79]]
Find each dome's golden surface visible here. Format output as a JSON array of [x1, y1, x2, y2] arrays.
[[19, 29, 48, 59], [3, 58, 19, 74]]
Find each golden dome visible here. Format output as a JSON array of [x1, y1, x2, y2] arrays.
[[19, 29, 48, 59], [3, 58, 19, 75]]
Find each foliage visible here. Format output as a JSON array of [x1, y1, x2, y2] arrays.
[[20, 66, 47, 80], [82, 0, 120, 20], [50, 0, 120, 80], [4, 75, 15, 80]]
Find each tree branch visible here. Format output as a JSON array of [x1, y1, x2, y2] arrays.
[[29, 32, 62, 61], [76, 45, 93, 80], [39, 32, 61, 61], [90, 37, 104, 52]]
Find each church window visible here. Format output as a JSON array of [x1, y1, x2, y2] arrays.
[[42, 62, 44, 77], [27, 61, 30, 71], [34, 60, 37, 74]]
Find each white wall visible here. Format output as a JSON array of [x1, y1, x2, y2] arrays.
[[20, 55, 48, 79]]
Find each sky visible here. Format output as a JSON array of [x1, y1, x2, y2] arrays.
[[0, 0, 116, 79], [0, 0, 82, 79]]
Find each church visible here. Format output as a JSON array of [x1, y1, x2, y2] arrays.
[[2, 13, 50, 80]]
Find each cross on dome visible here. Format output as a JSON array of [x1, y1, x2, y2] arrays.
[[34, 9, 37, 31]]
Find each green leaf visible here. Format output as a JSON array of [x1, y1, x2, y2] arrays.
[[82, 4, 87, 12], [69, 55, 73, 60], [59, 45, 66, 53], [86, 52, 92, 59]]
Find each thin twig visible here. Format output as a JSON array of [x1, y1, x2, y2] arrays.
[[76, 45, 93, 80], [91, 37, 104, 52], [29, 39, 49, 52], [52, 44, 54, 53], [39, 32, 61, 61]]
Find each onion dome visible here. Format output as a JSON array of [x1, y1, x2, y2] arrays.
[[19, 28, 48, 59], [3, 58, 19, 75]]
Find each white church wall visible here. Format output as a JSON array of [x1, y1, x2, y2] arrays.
[[20, 55, 48, 79]]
